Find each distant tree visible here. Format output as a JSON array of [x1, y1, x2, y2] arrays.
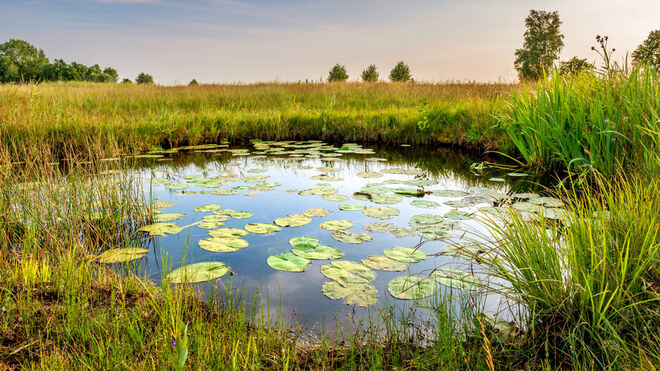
[[632, 30, 660, 70], [135, 72, 154, 84], [189, 79, 198, 86], [361, 65, 379, 82], [327, 64, 348, 82], [0, 39, 49, 83], [120, 78, 133, 84], [514, 10, 564, 81], [389, 61, 411, 82], [102, 67, 118, 83], [559, 57, 593, 76]]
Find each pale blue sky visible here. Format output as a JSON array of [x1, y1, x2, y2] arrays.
[[1, 0, 657, 84]]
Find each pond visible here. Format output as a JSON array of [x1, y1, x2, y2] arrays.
[[105, 140, 561, 330]]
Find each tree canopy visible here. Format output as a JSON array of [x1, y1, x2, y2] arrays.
[[135, 72, 154, 84], [632, 30, 660, 70], [361, 65, 379, 82], [389, 61, 411, 82], [514, 10, 564, 81], [328, 64, 348, 82]]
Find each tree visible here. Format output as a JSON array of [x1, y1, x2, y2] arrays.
[[0, 39, 49, 82], [361, 65, 379, 82], [327, 64, 348, 82], [389, 61, 411, 82], [559, 57, 593, 76], [135, 72, 154, 84], [514, 10, 564, 81], [632, 30, 660, 70], [120, 78, 133, 84], [103, 67, 118, 83], [189, 79, 198, 86]]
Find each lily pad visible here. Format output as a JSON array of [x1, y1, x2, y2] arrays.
[[431, 268, 481, 290], [410, 214, 444, 225], [198, 221, 225, 229], [231, 211, 253, 219], [363, 222, 396, 233], [410, 200, 441, 209], [363, 206, 399, 220], [320, 220, 354, 231], [352, 192, 372, 201], [321, 261, 376, 286], [389, 227, 419, 238], [361, 256, 408, 271], [138, 223, 183, 237], [299, 188, 338, 196], [274, 214, 312, 227], [371, 194, 403, 205], [99, 247, 148, 264], [194, 204, 222, 213], [443, 200, 473, 208], [388, 275, 440, 300], [289, 236, 321, 248], [200, 189, 238, 195], [165, 183, 188, 190], [331, 230, 373, 244], [154, 213, 186, 222], [153, 201, 174, 209], [292, 244, 344, 260], [201, 215, 230, 222], [384, 246, 428, 263], [167, 262, 230, 283], [443, 243, 488, 260], [512, 202, 536, 213], [339, 203, 366, 211], [208, 228, 248, 238], [432, 190, 468, 197], [322, 281, 378, 307], [530, 196, 563, 208], [356, 171, 383, 178], [303, 208, 332, 217], [323, 194, 349, 202], [444, 211, 473, 220], [245, 223, 281, 234], [267, 253, 311, 272], [507, 172, 529, 177], [360, 186, 391, 194], [391, 187, 424, 196], [199, 237, 248, 252]]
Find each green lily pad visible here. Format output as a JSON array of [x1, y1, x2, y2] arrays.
[[410, 200, 441, 209], [339, 203, 366, 211], [201, 215, 230, 222], [289, 236, 321, 248], [530, 196, 563, 208], [331, 230, 373, 244], [153, 201, 174, 209], [392, 187, 424, 196], [443, 200, 472, 208], [299, 188, 338, 196], [431, 268, 482, 290], [167, 262, 230, 283], [99, 247, 148, 264], [416, 227, 451, 240], [274, 214, 312, 227], [389, 227, 419, 238], [292, 244, 344, 260], [245, 223, 281, 234], [512, 202, 536, 213], [489, 177, 506, 182], [321, 261, 376, 286], [384, 246, 428, 263], [267, 253, 311, 272], [371, 194, 403, 205], [363, 206, 400, 220], [200, 189, 238, 195], [432, 190, 469, 197], [323, 194, 349, 202], [247, 169, 267, 173], [303, 208, 331, 217], [231, 211, 253, 219], [165, 183, 188, 190], [310, 175, 343, 181], [199, 237, 248, 252], [138, 223, 183, 237], [321, 281, 378, 307], [352, 192, 372, 201], [363, 222, 396, 233], [198, 221, 225, 229], [410, 214, 444, 224], [154, 213, 186, 222], [444, 211, 473, 220], [388, 275, 440, 300], [360, 186, 391, 194], [320, 220, 354, 231], [194, 204, 222, 212], [208, 228, 248, 238], [356, 171, 383, 178], [361, 256, 409, 271], [443, 243, 487, 260]]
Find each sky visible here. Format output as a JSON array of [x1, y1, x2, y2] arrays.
[[0, 0, 658, 84]]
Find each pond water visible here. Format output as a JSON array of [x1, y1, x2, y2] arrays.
[[114, 141, 558, 330]]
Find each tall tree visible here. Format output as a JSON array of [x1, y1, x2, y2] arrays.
[[632, 30, 660, 70], [361, 65, 379, 82], [389, 61, 411, 82], [514, 10, 564, 81], [0, 39, 49, 82], [135, 72, 154, 84], [327, 64, 348, 82]]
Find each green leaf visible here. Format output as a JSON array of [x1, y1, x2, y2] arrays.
[[356, 171, 383, 178], [303, 208, 331, 217], [444, 211, 472, 220], [292, 244, 344, 260], [99, 247, 148, 264], [362, 222, 396, 233], [410, 200, 441, 209], [321, 281, 378, 306], [431, 267, 481, 290], [267, 253, 311, 272], [274, 214, 312, 227], [431, 190, 468, 197], [167, 262, 230, 283], [245, 223, 281, 234], [410, 214, 444, 224], [323, 194, 349, 202], [363, 206, 400, 220], [371, 194, 403, 205], [321, 261, 376, 286], [289, 236, 321, 249], [389, 227, 418, 238], [331, 230, 373, 244], [387, 275, 439, 300], [198, 221, 225, 229], [299, 188, 338, 196], [361, 256, 409, 271], [230, 211, 253, 219], [199, 237, 248, 252], [320, 220, 354, 231], [193, 204, 222, 212], [383, 246, 428, 263], [153, 201, 175, 209], [208, 228, 248, 239], [138, 223, 183, 237], [338, 203, 366, 211], [153, 213, 186, 222]]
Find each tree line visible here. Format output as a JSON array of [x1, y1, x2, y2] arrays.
[[327, 61, 412, 83], [0, 39, 154, 84]]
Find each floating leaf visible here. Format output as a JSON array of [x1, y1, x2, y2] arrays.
[[138, 223, 183, 237], [303, 208, 331, 217], [331, 230, 373, 244], [201, 215, 230, 222], [198, 221, 225, 229], [489, 177, 506, 182], [352, 192, 372, 201], [443, 200, 472, 208], [530, 196, 563, 208], [99, 247, 148, 264], [431, 268, 481, 290], [363, 206, 399, 220], [410, 200, 441, 209], [443, 243, 488, 260], [371, 194, 403, 205], [199, 237, 248, 252], [311, 175, 343, 181], [410, 214, 444, 224], [416, 227, 451, 240], [512, 202, 536, 213], [289, 236, 320, 248], [154, 213, 186, 222], [339, 203, 366, 211], [360, 186, 391, 194], [165, 183, 188, 190], [388, 275, 439, 300], [363, 222, 396, 233], [444, 211, 473, 220], [167, 262, 230, 283], [432, 190, 468, 197], [322, 281, 378, 306], [209, 228, 248, 238], [153, 201, 174, 209], [274, 214, 312, 227], [356, 171, 383, 178], [384, 246, 428, 263], [391, 187, 424, 196], [245, 223, 281, 234], [507, 172, 529, 177], [230, 211, 253, 219], [321, 261, 376, 286], [299, 188, 338, 196], [389, 227, 418, 238], [320, 220, 353, 231], [292, 244, 344, 260], [361, 256, 408, 271], [200, 189, 238, 195], [267, 253, 311, 272], [323, 194, 349, 202], [194, 204, 222, 212]]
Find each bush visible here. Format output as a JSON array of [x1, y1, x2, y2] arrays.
[[361, 65, 379, 82], [389, 61, 411, 82], [327, 64, 348, 82], [189, 79, 198, 86], [135, 72, 154, 84]]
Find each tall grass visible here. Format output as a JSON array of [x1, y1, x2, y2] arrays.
[[485, 177, 660, 368], [499, 68, 660, 178]]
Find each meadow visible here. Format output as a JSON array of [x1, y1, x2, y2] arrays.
[[1, 68, 660, 370]]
